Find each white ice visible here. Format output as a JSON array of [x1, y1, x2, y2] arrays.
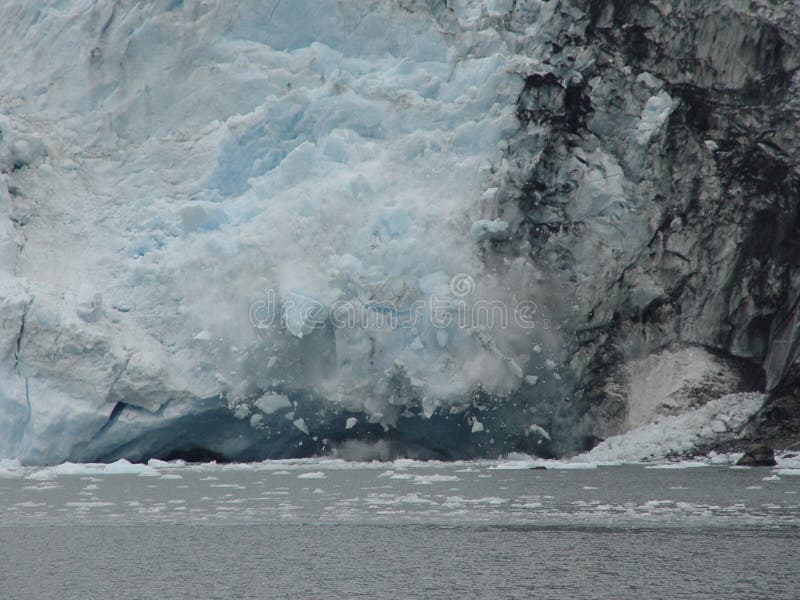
[[0, 0, 570, 463]]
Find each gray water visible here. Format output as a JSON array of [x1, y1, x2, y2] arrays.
[[1, 460, 798, 599]]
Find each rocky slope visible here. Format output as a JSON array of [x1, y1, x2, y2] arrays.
[[496, 0, 800, 449]]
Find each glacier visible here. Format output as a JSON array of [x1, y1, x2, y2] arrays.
[[1, 0, 799, 464], [0, 0, 568, 463]]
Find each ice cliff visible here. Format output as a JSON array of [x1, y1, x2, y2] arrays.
[[0, 0, 798, 464]]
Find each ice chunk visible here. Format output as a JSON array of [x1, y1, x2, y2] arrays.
[[636, 91, 675, 145], [582, 393, 767, 463], [25, 460, 159, 479], [233, 404, 251, 419], [635, 72, 663, 90], [293, 418, 310, 435], [470, 219, 510, 241], [412, 474, 460, 483], [283, 291, 326, 339], [528, 424, 551, 441], [255, 392, 291, 415], [710, 420, 727, 433]]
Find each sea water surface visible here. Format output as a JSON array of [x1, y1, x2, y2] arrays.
[[1, 458, 798, 599]]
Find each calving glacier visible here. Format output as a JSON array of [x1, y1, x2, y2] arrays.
[[0, 0, 562, 463], [1, 0, 798, 464]]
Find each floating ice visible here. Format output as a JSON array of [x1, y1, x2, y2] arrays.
[[25, 460, 159, 479], [255, 392, 292, 416], [0, 459, 23, 479]]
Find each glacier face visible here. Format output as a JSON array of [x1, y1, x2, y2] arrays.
[[0, 0, 574, 463], [1, 0, 798, 464]]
